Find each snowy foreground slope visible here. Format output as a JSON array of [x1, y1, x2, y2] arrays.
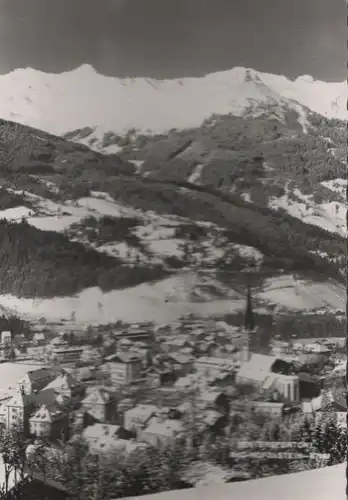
[[119, 464, 346, 500], [0, 64, 345, 151]]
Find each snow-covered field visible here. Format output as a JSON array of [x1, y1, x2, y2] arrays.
[[120, 463, 346, 500], [0, 362, 45, 398], [321, 178, 347, 200], [269, 187, 346, 237], [0, 272, 344, 325], [0, 65, 345, 154], [0, 276, 245, 325], [258, 275, 345, 312], [2, 190, 142, 234]]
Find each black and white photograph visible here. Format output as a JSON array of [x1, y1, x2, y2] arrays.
[[0, 0, 346, 499]]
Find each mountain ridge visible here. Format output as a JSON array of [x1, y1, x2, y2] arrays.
[[0, 66, 345, 325], [0, 65, 345, 154]]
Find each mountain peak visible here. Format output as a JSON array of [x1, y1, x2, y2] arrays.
[[295, 75, 315, 83], [0, 65, 345, 146], [243, 68, 263, 84], [70, 63, 98, 76]]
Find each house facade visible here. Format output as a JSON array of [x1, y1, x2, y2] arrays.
[[81, 388, 117, 423], [106, 353, 143, 385], [52, 346, 84, 364], [29, 404, 69, 440], [3, 389, 33, 434]]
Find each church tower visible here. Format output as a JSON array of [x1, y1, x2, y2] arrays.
[[240, 283, 256, 363]]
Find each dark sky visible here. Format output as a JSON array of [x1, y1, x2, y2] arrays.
[[0, 0, 345, 81]]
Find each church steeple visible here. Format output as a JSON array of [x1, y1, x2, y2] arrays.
[[244, 283, 255, 332], [240, 283, 255, 363]]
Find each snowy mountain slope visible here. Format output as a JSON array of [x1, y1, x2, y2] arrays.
[[0, 176, 344, 324], [0, 63, 345, 325], [268, 184, 346, 237], [0, 65, 345, 153], [118, 110, 346, 241]]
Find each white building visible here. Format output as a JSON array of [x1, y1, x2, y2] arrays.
[[263, 373, 300, 403], [236, 354, 300, 403], [104, 353, 143, 385], [1, 331, 11, 346]]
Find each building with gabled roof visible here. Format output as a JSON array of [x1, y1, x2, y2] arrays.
[[29, 403, 69, 440], [81, 387, 118, 423], [104, 352, 143, 385], [124, 404, 158, 433], [140, 417, 184, 447], [4, 387, 34, 434], [303, 388, 346, 414], [42, 372, 84, 400], [18, 367, 62, 395], [235, 288, 300, 403]]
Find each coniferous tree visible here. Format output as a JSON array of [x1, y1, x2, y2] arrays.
[[300, 417, 313, 443]]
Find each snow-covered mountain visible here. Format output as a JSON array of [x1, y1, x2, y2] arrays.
[[0, 65, 345, 326], [0, 65, 345, 153]]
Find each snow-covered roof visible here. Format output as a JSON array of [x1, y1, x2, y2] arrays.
[[303, 343, 331, 353], [82, 423, 120, 441], [262, 372, 279, 390], [304, 389, 346, 413], [125, 404, 158, 420], [195, 356, 235, 366], [143, 418, 184, 437], [117, 463, 346, 500], [251, 401, 284, 409], [43, 372, 79, 391], [199, 389, 224, 404], [30, 404, 65, 423], [33, 333, 46, 340], [82, 387, 114, 405], [174, 375, 200, 388], [237, 354, 277, 383]]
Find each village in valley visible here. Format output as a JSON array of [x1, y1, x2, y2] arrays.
[[0, 284, 345, 498]]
